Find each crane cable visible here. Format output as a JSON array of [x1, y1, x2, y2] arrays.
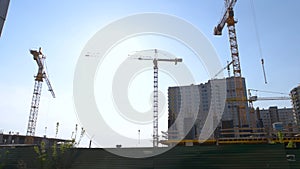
[[250, 0, 267, 84]]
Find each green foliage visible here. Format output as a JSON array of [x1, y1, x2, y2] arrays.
[[34, 141, 75, 169], [32, 123, 86, 168], [286, 140, 296, 148], [34, 141, 47, 169]]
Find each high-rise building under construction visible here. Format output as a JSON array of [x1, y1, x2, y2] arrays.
[[291, 85, 300, 127], [168, 77, 249, 140]]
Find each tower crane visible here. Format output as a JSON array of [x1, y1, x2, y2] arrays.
[[248, 89, 290, 108], [214, 0, 248, 127], [226, 89, 291, 128], [129, 49, 182, 147], [248, 89, 291, 128], [26, 48, 55, 137]]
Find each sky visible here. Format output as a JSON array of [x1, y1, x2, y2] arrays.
[[0, 0, 300, 148]]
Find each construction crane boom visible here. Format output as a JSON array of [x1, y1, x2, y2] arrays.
[[247, 89, 290, 105], [226, 96, 291, 102], [44, 73, 55, 98], [248, 88, 289, 95], [130, 49, 182, 147], [249, 96, 290, 102], [26, 48, 55, 137], [138, 57, 182, 64], [212, 60, 234, 79], [214, 0, 237, 36]]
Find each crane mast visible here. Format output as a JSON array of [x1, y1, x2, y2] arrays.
[[130, 49, 182, 147], [214, 0, 247, 128], [26, 48, 55, 136], [214, 0, 240, 77]]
